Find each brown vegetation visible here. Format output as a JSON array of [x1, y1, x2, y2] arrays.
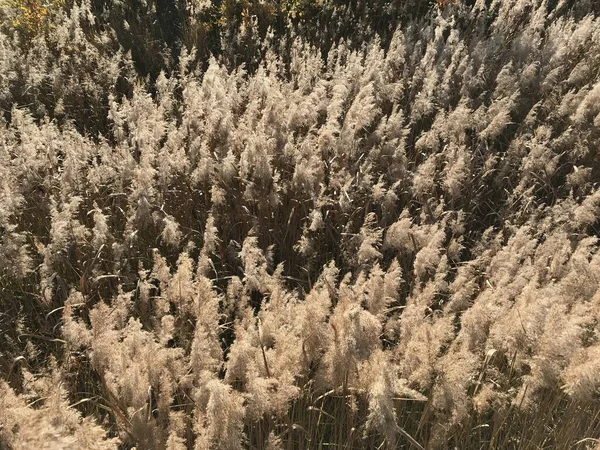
[[1, 0, 600, 448]]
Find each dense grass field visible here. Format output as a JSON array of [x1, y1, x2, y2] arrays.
[[1, 0, 600, 448]]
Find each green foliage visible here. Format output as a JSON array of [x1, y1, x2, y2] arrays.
[[4, 0, 64, 36]]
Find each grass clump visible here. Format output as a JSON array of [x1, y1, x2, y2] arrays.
[[2, 0, 600, 449]]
